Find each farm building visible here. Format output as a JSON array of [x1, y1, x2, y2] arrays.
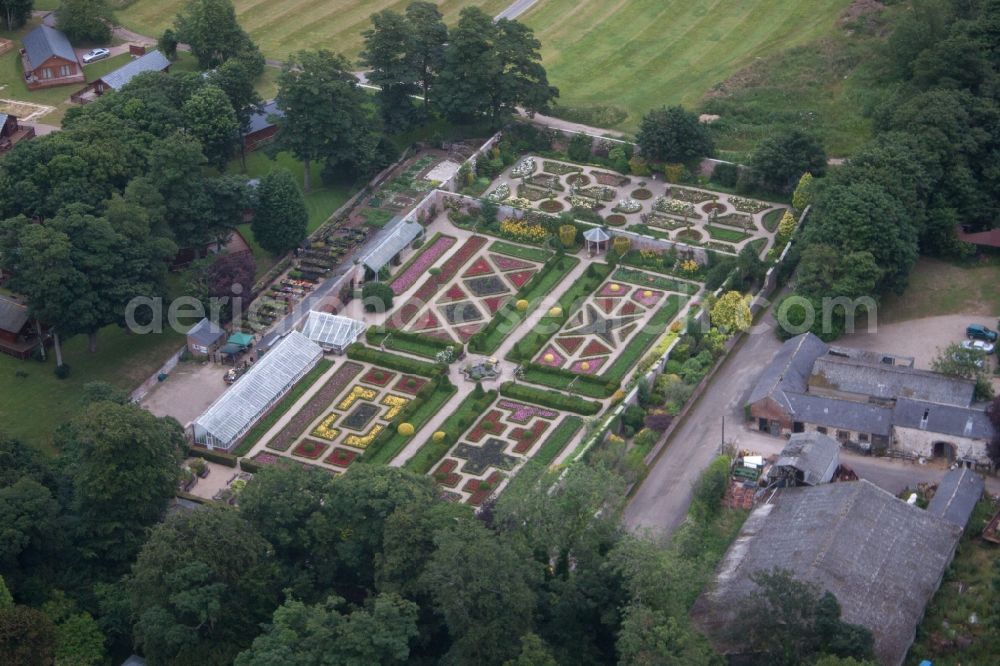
[[243, 101, 284, 151], [186, 318, 225, 356], [357, 218, 423, 281], [926, 466, 984, 528], [300, 310, 365, 354], [20, 25, 84, 90], [691, 475, 977, 666], [71, 50, 171, 103], [190, 331, 322, 450], [746, 333, 994, 465], [0, 295, 38, 359], [0, 113, 34, 154], [766, 432, 839, 487]]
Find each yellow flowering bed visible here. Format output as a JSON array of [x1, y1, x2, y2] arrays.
[[680, 259, 700, 275], [338, 385, 378, 411], [381, 394, 410, 420], [345, 423, 384, 449], [310, 413, 340, 441], [499, 218, 548, 243]]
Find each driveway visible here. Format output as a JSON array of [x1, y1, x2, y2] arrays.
[[141, 360, 229, 427], [838, 313, 997, 369]]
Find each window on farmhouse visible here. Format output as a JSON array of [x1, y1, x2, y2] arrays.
[[836, 430, 850, 442]]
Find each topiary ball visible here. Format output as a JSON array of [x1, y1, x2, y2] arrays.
[[549, 306, 562, 317], [581, 362, 591, 371], [643, 290, 653, 297], [516, 299, 529, 312], [433, 431, 446, 442], [544, 353, 555, 363], [610, 284, 621, 292], [398, 423, 415, 436]]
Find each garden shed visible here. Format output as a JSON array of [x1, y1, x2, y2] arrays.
[[301, 310, 365, 354], [359, 218, 423, 279], [191, 331, 322, 450], [186, 318, 225, 356]]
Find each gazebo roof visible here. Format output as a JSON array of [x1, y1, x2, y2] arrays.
[[583, 227, 610, 242]]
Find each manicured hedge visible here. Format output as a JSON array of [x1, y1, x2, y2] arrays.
[[404, 389, 498, 474], [469, 253, 581, 354], [232, 359, 334, 456], [519, 365, 614, 398], [499, 382, 602, 415], [361, 379, 458, 466], [533, 416, 584, 466], [366, 326, 458, 359], [346, 343, 445, 377], [189, 446, 238, 467]]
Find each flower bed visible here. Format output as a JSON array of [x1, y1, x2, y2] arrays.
[[380, 394, 410, 420], [676, 229, 703, 244], [393, 375, 427, 395], [539, 199, 564, 213], [599, 282, 630, 297], [510, 157, 536, 178], [440, 284, 469, 303], [580, 339, 612, 357], [511, 419, 550, 454], [325, 447, 358, 468], [463, 257, 493, 278], [613, 198, 642, 214], [266, 362, 364, 452], [712, 213, 755, 230], [468, 410, 506, 442], [433, 459, 462, 487], [631, 188, 653, 200], [343, 402, 380, 431], [567, 173, 591, 187], [361, 369, 396, 387], [705, 241, 737, 253], [646, 213, 688, 231], [338, 385, 378, 411], [537, 345, 566, 367], [506, 270, 535, 289], [491, 254, 534, 272], [579, 185, 616, 201], [670, 187, 714, 203], [465, 471, 505, 506], [570, 357, 605, 374], [544, 161, 583, 176], [702, 201, 726, 214], [654, 197, 698, 217], [251, 452, 281, 466], [486, 183, 510, 202], [394, 236, 487, 325], [568, 195, 598, 210], [345, 423, 384, 449], [605, 214, 626, 226], [632, 288, 664, 307], [441, 301, 486, 324], [594, 171, 628, 187], [496, 399, 558, 424], [310, 413, 340, 441], [730, 196, 771, 213], [499, 219, 548, 244], [517, 184, 549, 201], [527, 173, 563, 190], [292, 439, 329, 460], [390, 235, 456, 296]]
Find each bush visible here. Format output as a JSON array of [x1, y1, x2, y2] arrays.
[[691, 455, 731, 519], [710, 162, 739, 187], [567, 134, 593, 162], [189, 446, 239, 467], [54, 363, 71, 379], [362, 282, 394, 312]]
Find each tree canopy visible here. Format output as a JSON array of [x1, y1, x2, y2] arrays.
[[636, 106, 714, 164], [251, 168, 308, 255]]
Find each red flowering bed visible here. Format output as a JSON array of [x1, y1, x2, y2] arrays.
[[393, 375, 427, 395], [410, 310, 441, 332], [267, 363, 364, 452], [465, 471, 504, 506], [393, 237, 487, 326], [511, 420, 551, 454], [455, 324, 483, 342], [361, 368, 396, 387], [468, 410, 506, 442], [292, 439, 329, 460], [325, 447, 358, 468], [581, 340, 612, 357], [596, 297, 616, 314], [619, 301, 641, 316], [440, 284, 468, 303], [483, 295, 509, 314], [506, 270, 535, 289], [491, 254, 533, 272], [433, 459, 461, 488], [555, 336, 583, 354], [463, 257, 493, 277]]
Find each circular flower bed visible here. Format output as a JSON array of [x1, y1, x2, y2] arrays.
[[606, 214, 627, 226], [676, 229, 703, 243], [631, 188, 653, 200], [702, 202, 726, 214], [540, 199, 564, 213], [567, 174, 591, 187]]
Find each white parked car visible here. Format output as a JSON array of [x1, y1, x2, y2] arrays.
[[961, 339, 995, 354], [82, 48, 111, 64]]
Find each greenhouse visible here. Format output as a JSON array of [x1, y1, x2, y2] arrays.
[[301, 310, 366, 354], [360, 218, 423, 277], [191, 331, 323, 450]]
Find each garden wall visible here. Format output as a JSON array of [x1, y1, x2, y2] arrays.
[[441, 132, 503, 193], [130, 345, 186, 404]]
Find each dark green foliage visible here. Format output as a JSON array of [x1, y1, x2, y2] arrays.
[[710, 162, 739, 187], [747, 129, 827, 193], [362, 281, 395, 313], [366, 326, 455, 357], [567, 134, 592, 162], [346, 343, 444, 377], [251, 169, 307, 254], [405, 389, 497, 474], [183, 84, 239, 169], [0, 605, 56, 666], [159, 28, 179, 59], [636, 106, 714, 164], [174, 0, 263, 72], [0, 0, 32, 30], [57, 0, 114, 43], [499, 382, 602, 415]]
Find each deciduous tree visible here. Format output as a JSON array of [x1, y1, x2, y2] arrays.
[[748, 129, 827, 193], [636, 106, 713, 164], [183, 84, 239, 170], [57, 0, 114, 44], [174, 0, 261, 71], [0, 605, 56, 666], [710, 290, 752, 334], [361, 9, 419, 130], [406, 1, 447, 111], [251, 168, 307, 254], [0, 0, 33, 30]]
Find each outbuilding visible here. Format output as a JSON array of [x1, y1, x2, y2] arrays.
[[186, 318, 225, 356], [0, 295, 38, 359], [358, 218, 423, 281], [71, 50, 171, 103]]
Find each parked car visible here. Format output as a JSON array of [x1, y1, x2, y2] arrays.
[[82, 48, 111, 64], [966, 324, 998, 342], [961, 339, 995, 354]]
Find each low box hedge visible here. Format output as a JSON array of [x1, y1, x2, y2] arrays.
[[405, 389, 497, 474], [189, 446, 239, 467], [499, 382, 602, 415], [361, 380, 458, 466], [366, 326, 458, 359], [346, 343, 445, 377]]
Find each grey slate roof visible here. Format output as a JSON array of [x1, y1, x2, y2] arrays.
[[809, 356, 975, 407], [771, 432, 840, 485], [186, 318, 225, 347], [691, 480, 964, 666], [894, 398, 993, 440], [928, 467, 984, 528], [746, 332, 829, 409], [0, 295, 29, 334], [245, 100, 284, 134], [100, 50, 170, 91], [22, 25, 77, 70], [360, 218, 423, 273], [785, 392, 894, 436]]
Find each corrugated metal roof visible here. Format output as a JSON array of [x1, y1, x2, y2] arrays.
[[301, 311, 365, 349], [360, 219, 423, 273], [100, 50, 170, 91], [0, 295, 29, 333], [22, 26, 77, 70], [192, 331, 322, 448], [771, 432, 840, 485]]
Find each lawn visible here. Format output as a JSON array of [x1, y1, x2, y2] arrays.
[[118, 0, 510, 62], [879, 256, 1000, 325], [0, 325, 184, 453]]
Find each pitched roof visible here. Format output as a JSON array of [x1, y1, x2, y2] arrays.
[[809, 355, 975, 407], [771, 432, 840, 485], [583, 227, 610, 242], [360, 218, 423, 273], [747, 332, 829, 408], [0, 295, 30, 333], [186, 318, 225, 347], [22, 25, 77, 70], [691, 480, 964, 666], [245, 100, 284, 134], [0, 113, 9, 128], [927, 467, 984, 528], [785, 392, 894, 436], [301, 311, 365, 349], [99, 50, 170, 91], [894, 398, 993, 440]]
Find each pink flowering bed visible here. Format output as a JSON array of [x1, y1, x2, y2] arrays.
[[497, 399, 558, 424], [536, 345, 565, 368], [632, 288, 664, 307], [571, 357, 606, 374], [599, 282, 631, 297], [390, 235, 456, 296], [463, 257, 493, 277], [251, 452, 280, 466], [506, 270, 536, 289], [391, 236, 487, 326]]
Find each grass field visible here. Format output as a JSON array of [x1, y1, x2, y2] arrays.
[[522, 0, 853, 128], [0, 325, 184, 453], [118, 0, 509, 62], [879, 256, 1000, 325]]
